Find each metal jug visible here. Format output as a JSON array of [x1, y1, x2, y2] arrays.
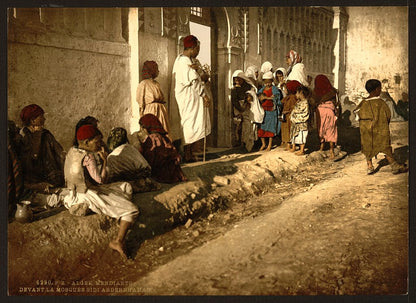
[[15, 200, 33, 223]]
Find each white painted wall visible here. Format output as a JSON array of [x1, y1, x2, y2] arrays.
[[345, 6, 408, 103]]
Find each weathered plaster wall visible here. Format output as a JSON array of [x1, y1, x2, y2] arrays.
[[345, 6, 408, 103], [8, 8, 132, 151], [138, 31, 175, 114]]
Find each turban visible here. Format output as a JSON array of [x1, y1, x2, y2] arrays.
[[142, 61, 159, 80], [76, 124, 100, 141], [286, 80, 302, 94], [262, 71, 274, 80], [314, 74, 334, 98], [183, 35, 199, 48], [20, 104, 44, 126]]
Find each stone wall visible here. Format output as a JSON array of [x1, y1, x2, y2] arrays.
[[344, 6, 408, 103], [8, 8, 131, 150], [257, 7, 336, 79]]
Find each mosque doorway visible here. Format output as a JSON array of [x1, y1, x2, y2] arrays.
[[189, 7, 218, 147]]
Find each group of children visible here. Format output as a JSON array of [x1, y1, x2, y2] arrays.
[[231, 50, 408, 174], [231, 55, 313, 156]]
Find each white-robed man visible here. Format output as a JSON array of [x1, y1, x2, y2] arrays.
[[172, 35, 211, 162]]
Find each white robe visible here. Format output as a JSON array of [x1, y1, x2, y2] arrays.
[[172, 54, 211, 144], [63, 147, 139, 223]]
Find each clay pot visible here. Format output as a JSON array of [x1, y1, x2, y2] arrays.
[[15, 201, 33, 223]]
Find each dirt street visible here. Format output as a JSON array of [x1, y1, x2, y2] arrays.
[[8, 123, 409, 297], [126, 152, 409, 295]]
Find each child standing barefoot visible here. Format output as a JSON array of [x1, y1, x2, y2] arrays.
[[257, 71, 282, 151], [280, 80, 302, 151], [355, 79, 408, 175], [290, 85, 310, 155], [64, 124, 139, 259]]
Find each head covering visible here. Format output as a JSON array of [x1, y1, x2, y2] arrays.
[[260, 61, 273, 74], [139, 114, 167, 134], [236, 71, 253, 84], [262, 71, 274, 80], [76, 124, 100, 141], [232, 69, 244, 79], [286, 50, 303, 78], [286, 50, 302, 65], [183, 35, 199, 49], [286, 80, 302, 94], [274, 67, 287, 78], [73, 116, 100, 146], [20, 104, 44, 126], [142, 61, 159, 79], [245, 66, 258, 81], [107, 127, 129, 152], [246, 65, 259, 73], [314, 74, 334, 98]]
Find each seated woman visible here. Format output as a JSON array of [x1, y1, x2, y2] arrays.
[[106, 127, 159, 192], [138, 114, 187, 183], [64, 124, 139, 259], [18, 104, 65, 194]]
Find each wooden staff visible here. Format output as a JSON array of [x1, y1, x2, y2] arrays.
[[203, 105, 207, 162]]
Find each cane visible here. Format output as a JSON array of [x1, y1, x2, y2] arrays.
[[203, 105, 207, 162]]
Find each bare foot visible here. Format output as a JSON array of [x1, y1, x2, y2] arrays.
[[265, 145, 272, 151], [259, 145, 266, 151], [109, 240, 127, 259], [295, 150, 305, 156], [329, 152, 335, 159], [289, 148, 296, 152]]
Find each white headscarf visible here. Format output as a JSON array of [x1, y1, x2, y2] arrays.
[[286, 50, 302, 77], [245, 66, 258, 79], [232, 69, 244, 79], [260, 61, 273, 74], [262, 71, 274, 80], [274, 67, 287, 78]]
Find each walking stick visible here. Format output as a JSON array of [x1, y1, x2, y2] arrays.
[[203, 106, 207, 162]]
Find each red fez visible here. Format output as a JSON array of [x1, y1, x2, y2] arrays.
[[76, 124, 99, 141], [20, 104, 45, 126], [183, 35, 199, 48], [286, 80, 302, 94]]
